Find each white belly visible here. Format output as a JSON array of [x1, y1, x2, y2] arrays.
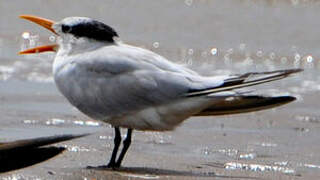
[[104, 97, 212, 131]]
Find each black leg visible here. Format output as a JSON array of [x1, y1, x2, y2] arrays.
[[106, 127, 121, 168], [115, 129, 133, 168]]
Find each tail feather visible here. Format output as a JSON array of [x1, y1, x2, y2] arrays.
[[194, 95, 296, 116], [185, 68, 302, 97]]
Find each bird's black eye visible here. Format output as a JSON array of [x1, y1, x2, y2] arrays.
[[61, 25, 72, 33]]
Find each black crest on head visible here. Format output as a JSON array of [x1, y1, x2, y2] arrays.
[[62, 20, 118, 43]]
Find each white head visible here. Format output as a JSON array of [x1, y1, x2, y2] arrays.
[[54, 17, 119, 55], [53, 17, 118, 42], [19, 15, 119, 55]]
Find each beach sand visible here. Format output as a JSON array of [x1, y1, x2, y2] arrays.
[[1, 0, 320, 179]]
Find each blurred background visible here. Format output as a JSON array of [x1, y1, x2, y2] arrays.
[[1, 0, 320, 179]]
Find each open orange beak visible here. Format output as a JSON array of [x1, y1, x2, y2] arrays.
[[19, 15, 58, 54]]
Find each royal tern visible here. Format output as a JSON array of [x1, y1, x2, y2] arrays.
[[19, 15, 302, 169]]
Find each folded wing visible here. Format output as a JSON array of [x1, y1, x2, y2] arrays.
[[185, 69, 303, 97]]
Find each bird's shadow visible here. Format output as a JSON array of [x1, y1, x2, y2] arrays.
[[0, 134, 88, 173], [0, 146, 65, 173], [87, 166, 258, 179]]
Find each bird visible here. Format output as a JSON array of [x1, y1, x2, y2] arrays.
[[19, 15, 302, 169]]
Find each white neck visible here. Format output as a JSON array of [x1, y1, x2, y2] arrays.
[[56, 35, 114, 57]]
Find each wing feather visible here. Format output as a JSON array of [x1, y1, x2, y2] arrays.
[[185, 69, 303, 97], [63, 44, 301, 119]]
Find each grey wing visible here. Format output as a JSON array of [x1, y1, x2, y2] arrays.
[[82, 68, 224, 115], [72, 45, 225, 115], [73, 45, 302, 119], [81, 44, 200, 75], [73, 50, 302, 121]]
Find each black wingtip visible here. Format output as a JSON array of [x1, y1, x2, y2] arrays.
[[246, 95, 297, 106], [284, 68, 303, 75], [291, 68, 304, 73], [272, 95, 296, 104], [196, 95, 297, 116], [255, 68, 303, 75]]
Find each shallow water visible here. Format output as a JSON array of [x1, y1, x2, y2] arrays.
[[1, 0, 320, 179]]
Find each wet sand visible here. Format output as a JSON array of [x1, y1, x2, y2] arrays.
[[1, 81, 319, 179], [1, 0, 320, 179]]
